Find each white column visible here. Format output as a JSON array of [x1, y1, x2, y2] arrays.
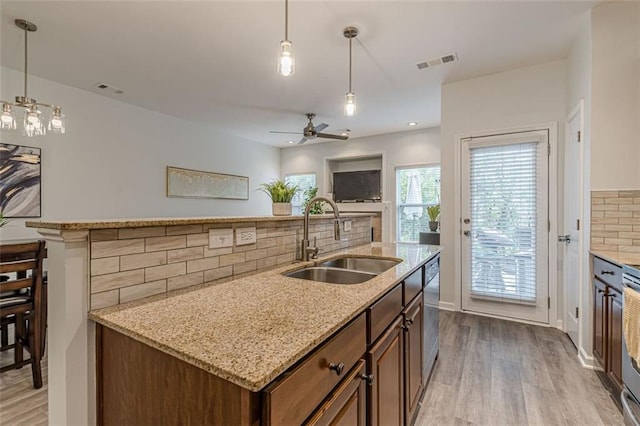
[[37, 229, 94, 426]]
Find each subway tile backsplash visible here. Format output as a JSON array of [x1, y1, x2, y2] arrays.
[[89, 216, 371, 310], [591, 190, 640, 253]]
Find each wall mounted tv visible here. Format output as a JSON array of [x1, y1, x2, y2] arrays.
[[333, 170, 382, 202]]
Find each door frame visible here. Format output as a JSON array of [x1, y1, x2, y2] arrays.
[[452, 122, 559, 327], [563, 101, 585, 345]]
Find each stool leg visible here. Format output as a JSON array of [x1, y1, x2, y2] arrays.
[[1, 322, 7, 349], [29, 316, 43, 389], [14, 313, 24, 368]]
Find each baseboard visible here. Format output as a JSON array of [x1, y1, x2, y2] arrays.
[[556, 319, 564, 331], [579, 346, 603, 371], [439, 301, 456, 311]]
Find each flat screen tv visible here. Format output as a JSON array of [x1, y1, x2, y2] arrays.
[[333, 170, 382, 202]]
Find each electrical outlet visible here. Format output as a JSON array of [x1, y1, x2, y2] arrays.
[[209, 229, 233, 248], [343, 220, 352, 231], [235, 227, 257, 246]]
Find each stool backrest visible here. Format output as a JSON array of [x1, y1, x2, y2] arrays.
[[0, 241, 46, 316]]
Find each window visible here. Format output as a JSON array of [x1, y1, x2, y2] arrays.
[[396, 165, 441, 242], [285, 173, 316, 215]]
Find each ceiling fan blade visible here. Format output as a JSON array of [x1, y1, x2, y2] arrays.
[[297, 137, 308, 145], [269, 131, 303, 135], [313, 123, 329, 133], [317, 132, 349, 140]]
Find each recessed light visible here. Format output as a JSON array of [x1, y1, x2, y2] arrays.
[[408, 122, 418, 126], [287, 140, 295, 144]]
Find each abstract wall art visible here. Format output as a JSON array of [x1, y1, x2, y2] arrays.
[[0, 143, 41, 218], [167, 166, 249, 200]]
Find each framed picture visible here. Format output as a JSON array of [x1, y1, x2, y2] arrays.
[[0, 143, 41, 218], [167, 166, 249, 200]]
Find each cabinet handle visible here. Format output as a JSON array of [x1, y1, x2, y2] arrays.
[[360, 373, 374, 386], [329, 362, 345, 376], [601, 270, 615, 275], [597, 289, 603, 294], [407, 317, 414, 325]]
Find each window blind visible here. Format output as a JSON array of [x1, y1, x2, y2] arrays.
[[468, 142, 538, 304]]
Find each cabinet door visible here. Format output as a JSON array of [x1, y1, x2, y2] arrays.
[[593, 279, 607, 368], [404, 293, 423, 425], [608, 289, 623, 391], [368, 316, 404, 426], [305, 360, 367, 426]]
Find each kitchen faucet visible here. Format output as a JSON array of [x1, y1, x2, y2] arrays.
[[302, 196, 341, 261]]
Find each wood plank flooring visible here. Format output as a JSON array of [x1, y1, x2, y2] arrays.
[[416, 311, 623, 425], [0, 311, 623, 425]]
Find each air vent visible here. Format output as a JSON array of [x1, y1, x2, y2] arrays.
[[416, 52, 458, 70], [94, 82, 125, 95]]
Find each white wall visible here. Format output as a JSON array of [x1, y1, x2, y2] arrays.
[[0, 66, 280, 240], [280, 128, 441, 241], [440, 60, 567, 309], [566, 12, 593, 359], [590, 1, 640, 190]]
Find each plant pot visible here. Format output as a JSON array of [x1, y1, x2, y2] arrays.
[[272, 202, 292, 216], [429, 221, 439, 232]]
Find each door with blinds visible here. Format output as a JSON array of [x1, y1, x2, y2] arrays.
[[461, 130, 549, 324]]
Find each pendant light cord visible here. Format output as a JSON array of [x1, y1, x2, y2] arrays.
[[23, 26, 28, 99], [284, 0, 288, 41], [348, 36, 352, 93]]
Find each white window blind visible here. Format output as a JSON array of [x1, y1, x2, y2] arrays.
[[469, 142, 538, 304], [285, 173, 316, 215]]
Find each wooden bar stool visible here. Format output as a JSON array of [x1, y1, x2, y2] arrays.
[[0, 240, 46, 389]]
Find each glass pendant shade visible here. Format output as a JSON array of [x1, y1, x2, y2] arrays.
[[344, 92, 356, 117], [1, 104, 16, 130], [23, 106, 45, 137], [278, 40, 295, 77], [48, 107, 66, 134]]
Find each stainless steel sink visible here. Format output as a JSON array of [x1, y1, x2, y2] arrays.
[[285, 266, 377, 284], [318, 257, 400, 274]]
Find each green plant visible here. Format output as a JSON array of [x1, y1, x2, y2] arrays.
[[303, 187, 324, 214], [427, 204, 440, 221], [0, 211, 7, 228], [259, 179, 299, 203]]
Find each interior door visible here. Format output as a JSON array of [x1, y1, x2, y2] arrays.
[[563, 102, 583, 347], [461, 130, 549, 324]]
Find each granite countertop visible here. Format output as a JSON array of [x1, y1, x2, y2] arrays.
[[25, 213, 373, 231], [590, 250, 640, 267], [89, 243, 441, 392]]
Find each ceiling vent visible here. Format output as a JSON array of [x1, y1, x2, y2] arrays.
[[94, 83, 124, 95], [416, 52, 458, 70]]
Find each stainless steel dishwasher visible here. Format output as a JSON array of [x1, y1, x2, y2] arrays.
[[622, 265, 640, 426], [423, 254, 440, 381]]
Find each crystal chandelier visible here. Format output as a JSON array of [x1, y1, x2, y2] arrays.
[[1, 19, 66, 137]]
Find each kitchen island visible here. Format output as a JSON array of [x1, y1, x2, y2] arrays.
[[90, 243, 441, 425]]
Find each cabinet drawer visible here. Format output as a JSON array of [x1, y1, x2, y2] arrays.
[[367, 284, 403, 344], [404, 266, 423, 305], [593, 256, 622, 291], [263, 313, 366, 426]]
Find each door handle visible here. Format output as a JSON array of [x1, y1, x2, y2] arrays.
[[558, 234, 571, 243]]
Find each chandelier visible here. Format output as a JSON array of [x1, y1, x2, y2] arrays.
[[1, 19, 66, 137]]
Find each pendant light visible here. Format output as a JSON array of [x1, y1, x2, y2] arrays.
[[0, 19, 66, 137], [343, 27, 358, 117], [277, 0, 295, 77]]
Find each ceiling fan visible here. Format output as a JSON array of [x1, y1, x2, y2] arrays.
[[270, 113, 349, 145]]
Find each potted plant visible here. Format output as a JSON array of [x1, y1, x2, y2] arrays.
[[259, 179, 299, 216], [427, 204, 440, 232], [0, 212, 7, 228], [303, 187, 324, 214]]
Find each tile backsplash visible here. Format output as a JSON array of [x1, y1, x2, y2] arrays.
[[89, 216, 371, 310], [591, 190, 640, 253]]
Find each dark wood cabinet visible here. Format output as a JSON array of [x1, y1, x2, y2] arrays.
[[608, 289, 623, 390], [305, 360, 367, 426], [403, 294, 423, 425], [368, 316, 404, 426], [593, 278, 607, 367], [591, 255, 623, 394]]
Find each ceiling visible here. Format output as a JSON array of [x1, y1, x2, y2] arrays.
[[0, 1, 596, 147]]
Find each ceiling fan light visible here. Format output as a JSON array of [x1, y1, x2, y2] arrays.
[[278, 40, 295, 77], [23, 106, 45, 137], [48, 106, 66, 134], [344, 92, 356, 117], [1, 103, 16, 130]]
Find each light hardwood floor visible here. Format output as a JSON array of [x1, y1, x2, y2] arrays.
[[0, 312, 624, 425]]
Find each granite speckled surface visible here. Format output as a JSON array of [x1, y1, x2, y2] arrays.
[[89, 243, 441, 392], [590, 250, 640, 267], [25, 213, 372, 231]]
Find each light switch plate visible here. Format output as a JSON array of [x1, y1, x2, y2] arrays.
[[235, 227, 257, 246], [209, 228, 234, 248], [343, 220, 352, 231]]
